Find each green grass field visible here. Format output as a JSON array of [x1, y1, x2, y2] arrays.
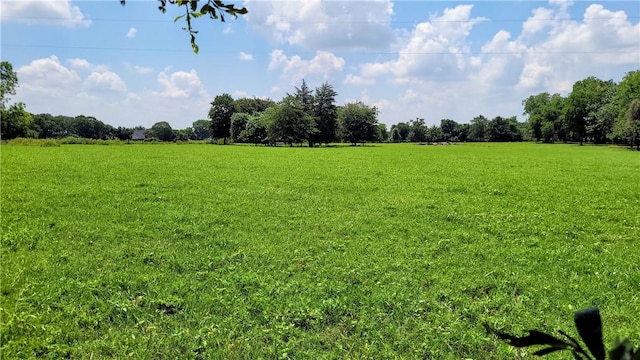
[[1, 142, 639, 359]]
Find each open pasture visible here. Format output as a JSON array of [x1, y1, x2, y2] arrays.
[[1, 143, 639, 358]]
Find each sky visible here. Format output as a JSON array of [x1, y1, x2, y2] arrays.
[[1, 0, 639, 129]]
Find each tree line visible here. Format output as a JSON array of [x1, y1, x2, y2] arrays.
[[2, 59, 638, 149], [522, 70, 640, 149], [208, 80, 379, 146], [389, 116, 526, 143]]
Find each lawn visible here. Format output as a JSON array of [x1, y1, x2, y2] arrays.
[[1, 142, 639, 359]]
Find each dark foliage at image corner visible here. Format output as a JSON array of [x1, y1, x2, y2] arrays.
[[492, 308, 638, 360]]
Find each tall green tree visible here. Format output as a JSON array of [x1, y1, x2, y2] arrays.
[[627, 99, 640, 150], [338, 101, 378, 145], [390, 127, 402, 142], [311, 82, 338, 146], [151, 121, 175, 141], [266, 96, 316, 146], [376, 123, 389, 142], [523, 92, 551, 141], [209, 93, 235, 144], [30, 113, 64, 138], [426, 125, 443, 142], [192, 119, 212, 140], [240, 114, 269, 145], [408, 118, 427, 142], [488, 116, 522, 142], [234, 97, 275, 115], [1, 102, 33, 139], [564, 77, 615, 145], [390, 122, 411, 142], [230, 112, 251, 142], [293, 79, 314, 115], [1, 61, 18, 110], [612, 70, 640, 145], [468, 115, 489, 142], [589, 85, 618, 144], [457, 123, 470, 142], [174, 127, 195, 141], [113, 126, 134, 141], [71, 115, 112, 139], [523, 93, 566, 142], [440, 119, 459, 142]]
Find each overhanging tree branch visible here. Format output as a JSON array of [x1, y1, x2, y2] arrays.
[[120, 0, 247, 54]]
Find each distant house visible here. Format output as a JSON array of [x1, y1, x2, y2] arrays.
[[132, 129, 145, 141]]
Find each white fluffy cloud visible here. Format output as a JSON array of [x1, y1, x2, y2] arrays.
[[17, 55, 81, 95], [154, 69, 208, 99], [85, 71, 127, 92], [239, 51, 254, 61], [244, 0, 395, 50], [13, 56, 212, 129], [343, 74, 375, 86], [126, 27, 137, 38], [1, 0, 90, 27], [357, 5, 486, 83], [350, 2, 638, 108], [473, 3, 640, 91], [67, 58, 109, 72], [269, 50, 345, 81], [133, 65, 152, 75]]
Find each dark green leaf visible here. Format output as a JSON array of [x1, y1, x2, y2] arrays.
[[495, 330, 570, 348], [574, 308, 605, 360], [559, 329, 591, 357]]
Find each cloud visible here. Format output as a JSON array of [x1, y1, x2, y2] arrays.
[[12, 56, 213, 129], [133, 65, 153, 75], [1, 0, 90, 27], [67, 58, 109, 72], [343, 74, 375, 86], [244, 0, 395, 51], [521, 7, 555, 36], [341, 1, 639, 126], [269, 50, 345, 81], [67, 58, 92, 70], [85, 71, 127, 92], [356, 5, 486, 82], [17, 55, 81, 95], [239, 51, 254, 61], [353, 2, 638, 97], [126, 27, 137, 38], [154, 69, 208, 99], [475, 3, 640, 91]]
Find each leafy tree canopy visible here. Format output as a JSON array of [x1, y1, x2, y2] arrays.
[[151, 121, 175, 141], [1, 61, 18, 110], [209, 93, 236, 144], [338, 101, 378, 145]]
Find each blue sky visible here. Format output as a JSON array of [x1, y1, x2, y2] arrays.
[[1, 0, 639, 129]]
